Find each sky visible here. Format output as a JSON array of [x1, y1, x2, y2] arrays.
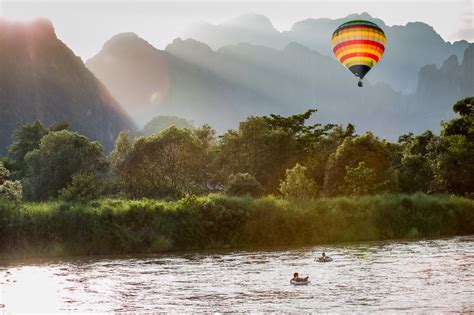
[[1, 0, 472, 60]]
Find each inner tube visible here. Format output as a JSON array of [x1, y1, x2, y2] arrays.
[[290, 279, 310, 285], [317, 257, 333, 262]]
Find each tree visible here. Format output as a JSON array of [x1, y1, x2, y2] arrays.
[[109, 131, 132, 175], [305, 124, 355, 190], [225, 173, 263, 197], [279, 163, 318, 200], [430, 97, 474, 195], [7, 121, 69, 179], [396, 131, 437, 193], [324, 132, 398, 196], [58, 172, 102, 202], [23, 130, 106, 200], [344, 161, 379, 196], [398, 155, 434, 193], [0, 161, 22, 201], [113, 127, 209, 198], [216, 116, 300, 193]]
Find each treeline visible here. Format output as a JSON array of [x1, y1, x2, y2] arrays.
[[0, 98, 473, 257], [0, 97, 473, 202]]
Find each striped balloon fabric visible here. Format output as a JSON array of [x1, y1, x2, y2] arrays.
[[331, 20, 386, 85]]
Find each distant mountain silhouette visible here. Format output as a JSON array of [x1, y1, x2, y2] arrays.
[[87, 33, 278, 129], [186, 12, 470, 93], [86, 33, 171, 125], [188, 13, 282, 53], [88, 34, 405, 139], [410, 43, 474, 128], [87, 31, 473, 140], [0, 18, 135, 154]]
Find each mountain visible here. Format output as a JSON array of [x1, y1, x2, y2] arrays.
[[414, 43, 474, 118], [87, 32, 473, 140], [185, 12, 470, 93], [187, 13, 282, 53], [0, 18, 135, 154], [88, 34, 404, 139], [87, 34, 276, 130], [86, 33, 171, 125]]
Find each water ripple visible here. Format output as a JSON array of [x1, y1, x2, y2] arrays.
[[0, 236, 473, 312]]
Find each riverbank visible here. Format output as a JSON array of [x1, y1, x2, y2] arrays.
[[1, 193, 473, 259]]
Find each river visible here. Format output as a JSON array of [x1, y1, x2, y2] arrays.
[[1, 236, 473, 312]]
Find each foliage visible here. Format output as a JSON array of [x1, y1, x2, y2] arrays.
[[398, 155, 434, 193], [7, 121, 69, 179], [111, 127, 210, 198], [58, 172, 102, 202], [324, 132, 398, 196], [225, 173, 263, 197], [431, 97, 474, 195], [4, 97, 474, 204], [0, 161, 22, 201], [1, 193, 473, 258], [216, 116, 301, 192], [344, 161, 379, 196], [279, 163, 318, 200], [23, 130, 107, 201]]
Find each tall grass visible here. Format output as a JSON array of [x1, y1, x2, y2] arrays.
[[1, 193, 473, 259]]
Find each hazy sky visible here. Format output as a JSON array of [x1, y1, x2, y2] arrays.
[[1, 0, 472, 60]]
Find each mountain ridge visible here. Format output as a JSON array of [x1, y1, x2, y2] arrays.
[[87, 30, 473, 140], [185, 12, 470, 93], [0, 18, 135, 154]]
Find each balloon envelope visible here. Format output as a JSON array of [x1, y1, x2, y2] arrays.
[[331, 20, 386, 81]]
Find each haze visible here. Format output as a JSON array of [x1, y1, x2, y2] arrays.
[[1, 0, 472, 60]]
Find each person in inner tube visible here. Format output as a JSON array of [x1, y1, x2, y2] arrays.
[[317, 252, 329, 261], [292, 272, 309, 282]]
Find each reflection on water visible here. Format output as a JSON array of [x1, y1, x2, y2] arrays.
[[1, 236, 473, 312]]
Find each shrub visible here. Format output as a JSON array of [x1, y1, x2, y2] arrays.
[[0, 161, 22, 201], [279, 163, 318, 200], [58, 173, 102, 202], [1, 194, 473, 258], [225, 173, 263, 197]]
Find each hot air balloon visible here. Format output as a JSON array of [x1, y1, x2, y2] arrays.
[[331, 20, 386, 87]]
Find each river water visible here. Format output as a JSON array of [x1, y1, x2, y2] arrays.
[[1, 236, 473, 313]]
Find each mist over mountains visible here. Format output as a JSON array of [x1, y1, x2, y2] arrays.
[[87, 13, 473, 139], [186, 12, 470, 93], [0, 19, 135, 154], [0, 13, 472, 154]]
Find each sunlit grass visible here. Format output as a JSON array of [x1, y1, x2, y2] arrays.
[[1, 193, 473, 259]]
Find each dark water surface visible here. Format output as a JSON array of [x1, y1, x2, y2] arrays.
[[1, 236, 473, 312]]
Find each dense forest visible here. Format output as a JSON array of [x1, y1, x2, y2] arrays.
[[0, 97, 473, 257]]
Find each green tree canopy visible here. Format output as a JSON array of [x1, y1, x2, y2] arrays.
[[7, 121, 69, 179], [112, 126, 209, 198], [0, 161, 22, 201], [216, 116, 300, 193], [24, 130, 106, 200], [432, 97, 474, 195], [279, 163, 318, 200], [324, 132, 398, 196], [225, 173, 262, 197], [344, 161, 379, 196]]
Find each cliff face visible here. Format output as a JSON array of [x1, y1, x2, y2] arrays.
[[0, 18, 135, 153], [415, 44, 474, 115]]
